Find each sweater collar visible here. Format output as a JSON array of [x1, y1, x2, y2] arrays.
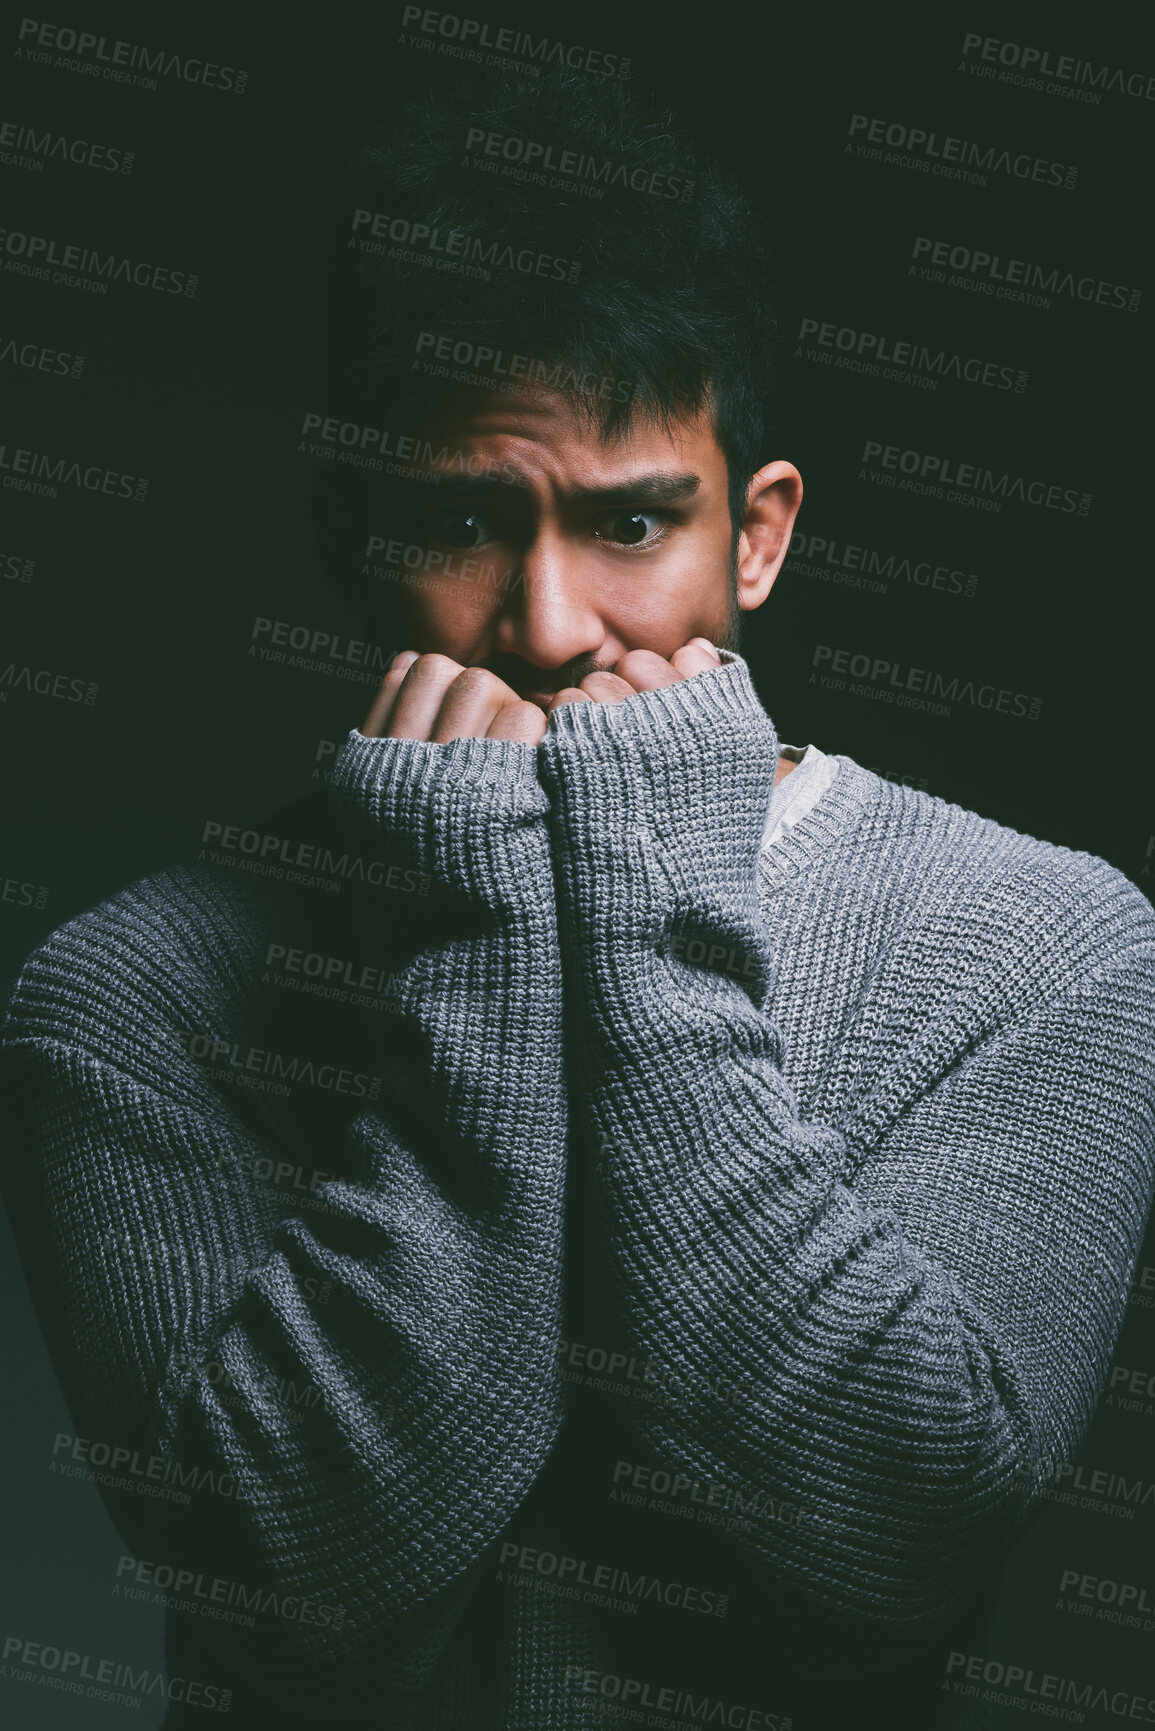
[[757, 756, 884, 889]]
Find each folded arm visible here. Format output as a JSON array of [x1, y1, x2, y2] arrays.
[[537, 654, 1155, 1630], [0, 727, 567, 1693]]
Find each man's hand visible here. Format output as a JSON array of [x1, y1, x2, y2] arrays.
[[359, 639, 724, 743], [546, 637, 721, 712], [361, 650, 548, 743]]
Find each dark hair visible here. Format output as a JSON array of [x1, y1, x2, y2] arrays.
[[323, 66, 780, 543]]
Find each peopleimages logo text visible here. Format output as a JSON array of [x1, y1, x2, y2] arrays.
[[398, 7, 629, 78], [350, 209, 581, 282], [1, 336, 85, 378], [0, 442, 147, 500], [199, 820, 428, 892], [497, 1541, 729, 1618], [788, 531, 978, 599], [945, 1650, 1155, 1721], [811, 644, 1042, 722], [566, 1668, 790, 1730], [0, 120, 134, 174], [114, 1554, 345, 1631], [464, 128, 692, 199], [798, 318, 1026, 391], [0, 664, 99, 704], [959, 34, 1155, 102], [848, 114, 1076, 188], [0, 227, 197, 294], [860, 439, 1089, 515], [413, 331, 634, 402], [910, 237, 1140, 311], [169, 1028, 381, 1100], [15, 19, 248, 92], [3, 1634, 229, 1712]]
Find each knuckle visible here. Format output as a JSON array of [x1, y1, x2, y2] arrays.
[[415, 653, 460, 680], [453, 665, 502, 697]]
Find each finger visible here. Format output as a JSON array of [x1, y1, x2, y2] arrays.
[[360, 650, 419, 738], [486, 699, 548, 744], [669, 643, 724, 680], [576, 670, 637, 704], [546, 687, 595, 714], [612, 649, 683, 692], [686, 636, 722, 661], [386, 653, 465, 739], [429, 666, 524, 743]]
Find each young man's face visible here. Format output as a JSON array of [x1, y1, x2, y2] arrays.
[[370, 381, 802, 712]]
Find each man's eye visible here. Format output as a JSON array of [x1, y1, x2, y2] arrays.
[[593, 510, 667, 548], [428, 510, 489, 548]]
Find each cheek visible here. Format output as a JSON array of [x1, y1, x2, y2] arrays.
[[613, 542, 732, 636], [605, 597, 728, 660], [412, 571, 506, 646]]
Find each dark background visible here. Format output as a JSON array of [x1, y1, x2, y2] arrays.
[[2, 3, 1153, 1723]]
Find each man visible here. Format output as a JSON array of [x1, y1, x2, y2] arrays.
[[2, 68, 1153, 1731]]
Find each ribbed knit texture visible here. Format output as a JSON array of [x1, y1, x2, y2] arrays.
[[0, 731, 573, 1725], [2, 653, 1154, 1728]]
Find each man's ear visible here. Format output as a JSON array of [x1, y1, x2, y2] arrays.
[[735, 461, 803, 613], [310, 465, 370, 615]]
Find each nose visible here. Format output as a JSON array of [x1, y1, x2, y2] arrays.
[[492, 526, 605, 672]]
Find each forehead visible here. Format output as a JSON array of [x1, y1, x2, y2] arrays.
[[408, 382, 726, 487]]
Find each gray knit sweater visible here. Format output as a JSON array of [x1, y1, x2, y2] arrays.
[[2, 652, 1153, 1730]]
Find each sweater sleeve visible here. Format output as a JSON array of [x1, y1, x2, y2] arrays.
[[535, 654, 1155, 1633], [0, 728, 567, 1697]]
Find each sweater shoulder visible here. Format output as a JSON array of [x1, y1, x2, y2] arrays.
[[765, 762, 1155, 1140], [1, 858, 278, 1075], [0, 790, 337, 1080], [817, 759, 1155, 1010]]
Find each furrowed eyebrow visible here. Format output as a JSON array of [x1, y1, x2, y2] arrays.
[[565, 473, 702, 508], [387, 470, 703, 508]]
